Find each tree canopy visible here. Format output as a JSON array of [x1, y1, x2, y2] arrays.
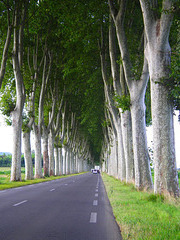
[[0, 0, 179, 196]]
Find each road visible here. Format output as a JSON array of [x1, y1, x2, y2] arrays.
[[0, 173, 122, 240]]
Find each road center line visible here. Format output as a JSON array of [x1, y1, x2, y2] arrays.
[[96, 189, 98, 192], [90, 212, 97, 223], [50, 188, 55, 192], [13, 200, 28, 207], [95, 193, 98, 197], [93, 200, 98, 206]]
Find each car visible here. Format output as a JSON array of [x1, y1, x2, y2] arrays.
[[92, 169, 97, 174]]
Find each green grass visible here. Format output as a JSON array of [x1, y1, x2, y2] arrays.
[[0, 167, 85, 190], [102, 173, 180, 240]]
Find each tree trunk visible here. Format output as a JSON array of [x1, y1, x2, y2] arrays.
[[74, 153, 78, 173], [42, 128, 49, 177], [107, 110, 119, 178], [11, 109, 23, 181], [0, 25, 12, 88], [151, 79, 179, 196], [34, 124, 42, 178], [63, 147, 67, 174], [48, 129, 55, 176], [121, 111, 134, 183], [147, 44, 179, 196], [23, 131, 33, 180], [66, 147, 70, 174], [59, 147, 63, 175], [54, 147, 59, 176], [131, 88, 152, 190], [10, 2, 26, 181]]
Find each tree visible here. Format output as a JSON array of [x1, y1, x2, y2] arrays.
[[109, 0, 153, 190], [11, 0, 28, 181], [109, 16, 134, 183], [99, 24, 125, 179], [139, 0, 179, 197]]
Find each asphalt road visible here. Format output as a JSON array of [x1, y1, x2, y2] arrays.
[[0, 173, 122, 240]]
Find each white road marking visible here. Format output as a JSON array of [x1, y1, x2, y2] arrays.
[[90, 212, 97, 223], [93, 200, 98, 206], [95, 193, 98, 197], [13, 200, 28, 207], [13, 187, 23, 190], [64, 184, 68, 186], [96, 189, 98, 192], [50, 188, 55, 192]]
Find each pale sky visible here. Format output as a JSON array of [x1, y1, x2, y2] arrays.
[[0, 111, 179, 168]]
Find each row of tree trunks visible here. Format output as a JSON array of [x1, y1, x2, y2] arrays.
[[139, 0, 179, 197], [22, 133, 92, 178], [102, 0, 179, 197]]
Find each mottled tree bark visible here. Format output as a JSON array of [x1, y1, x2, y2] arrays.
[[42, 128, 49, 176], [48, 129, 55, 176], [34, 125, 43, 178], [54, 146, 59, 176], [23, 131, 33, 180]]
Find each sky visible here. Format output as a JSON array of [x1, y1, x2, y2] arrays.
[[0, 111, 179, 168]]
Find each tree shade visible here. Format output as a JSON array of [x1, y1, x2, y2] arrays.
[[0, 0, 179, 197]]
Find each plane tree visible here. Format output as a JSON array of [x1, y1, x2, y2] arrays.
[[108, 0, 153, 190], [139, 0, 179, 197]]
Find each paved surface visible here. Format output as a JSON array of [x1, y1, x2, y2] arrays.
[[0, 173, 122, 240]]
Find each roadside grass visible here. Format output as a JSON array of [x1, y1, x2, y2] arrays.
[[102, 173, 180, 240], [0, 167, 85, 190]]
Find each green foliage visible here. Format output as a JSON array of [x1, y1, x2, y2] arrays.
[[113, 94, 131, 112], [0, 154, 26, 167], [102, 119, 111, 128], [0, 154, 12, 167], [0, 90, 15, 117]]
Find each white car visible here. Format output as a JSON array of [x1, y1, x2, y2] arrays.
[[92, 169, 97, 174]]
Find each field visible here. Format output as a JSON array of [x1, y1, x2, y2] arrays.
[[102, 173, 180, 240]]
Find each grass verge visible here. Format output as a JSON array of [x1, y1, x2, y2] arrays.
[[0, 167, 86, 190], [102, 173, 180, 240]]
